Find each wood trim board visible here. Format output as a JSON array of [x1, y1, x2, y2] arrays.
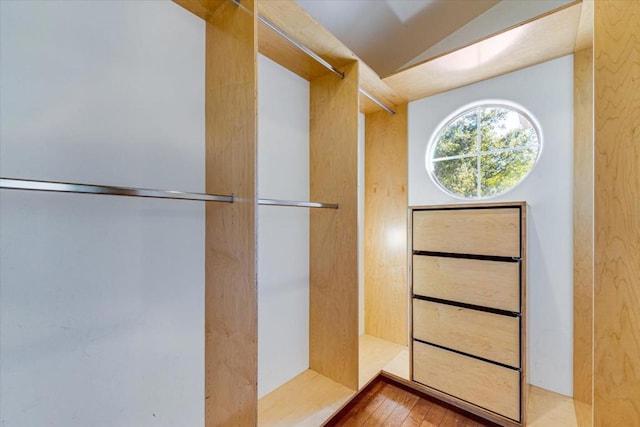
[[593, 1, 640, 425], [309, 62, 360, 391], [573, 47, 594, 406], [204, 1, 258, 425]]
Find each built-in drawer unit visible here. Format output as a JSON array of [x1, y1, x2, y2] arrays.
[[410, 203, 526, 426]]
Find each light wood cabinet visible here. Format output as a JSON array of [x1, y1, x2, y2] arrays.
[[410, 202, 527, 426]]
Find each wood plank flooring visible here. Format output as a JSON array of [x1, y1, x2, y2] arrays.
[[325, 377, 500, 427]]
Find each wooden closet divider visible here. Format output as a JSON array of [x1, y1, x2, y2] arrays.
[[594, 1, 640, 424], [309, 61, 360, 391], [204, 1, 258, 425], [364, 104, 408, 346]]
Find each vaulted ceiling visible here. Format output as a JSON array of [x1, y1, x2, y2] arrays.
[[295, 0, 575, 77]]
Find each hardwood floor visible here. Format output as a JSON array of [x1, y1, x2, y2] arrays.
[[325, 377, 500, 427]]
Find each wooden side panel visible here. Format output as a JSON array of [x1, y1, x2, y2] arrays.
[[413, 300, 520, 368], [412, 208, 521, 257], [594, 1, 640, 425], [364, 103, 408, 345], [573, 47, 594, 406], [172, 0, 225, 22], [520, 206, 528, 426], [309, 62, 360, 390], [413, 342, 521, 422], [204, 1, 257, 425], [413, 255, 520, 312]]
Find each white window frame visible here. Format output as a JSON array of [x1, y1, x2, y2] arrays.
[[425, 99, 543, 199]]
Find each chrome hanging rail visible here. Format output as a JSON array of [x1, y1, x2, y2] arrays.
[[359, 87, 396, 115], [0, 177, 233, 203], [257, 15, 345, 80], [231, 0, 396, 114], [1, 178, 339, 209], [258, 198, 338, 209]]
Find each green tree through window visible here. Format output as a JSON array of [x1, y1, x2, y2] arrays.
[[428, 104, 541, 199]]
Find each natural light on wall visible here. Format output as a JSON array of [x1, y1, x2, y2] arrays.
[[434, 26, 525, 73], [426, 100, 542, 199]]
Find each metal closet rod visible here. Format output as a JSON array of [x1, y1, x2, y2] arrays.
[[0, 178, 339, 209], [359, 87, 396, 115], [259, 198, 338, 209], [231, 0, 396, 115]]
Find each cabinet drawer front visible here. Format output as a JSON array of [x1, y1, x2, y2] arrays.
[[412, 208, 521, 257], [413, 255, 520, 312], [413, 299, 520, 368], [413, 341, 521, 421]]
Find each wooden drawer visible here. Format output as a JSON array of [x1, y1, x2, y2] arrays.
[[413, 299, 520, 368], [413, 255, 520, 313], [412, 208, 521, 257], [413, 341, 521, 421]]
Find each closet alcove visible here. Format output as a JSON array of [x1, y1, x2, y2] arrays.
[[194, 0, 410, 425], [198, 1, 408, 425]]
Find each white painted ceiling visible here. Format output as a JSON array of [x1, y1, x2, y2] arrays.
[[295, 0, 575, 77]]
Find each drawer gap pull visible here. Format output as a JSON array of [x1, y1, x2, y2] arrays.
[[412, 295, 520, 317], [413, 250, 520, 263], [413, 339, 521, 371]]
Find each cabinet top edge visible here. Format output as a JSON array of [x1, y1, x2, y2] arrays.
[[409, 201, 527, 211]]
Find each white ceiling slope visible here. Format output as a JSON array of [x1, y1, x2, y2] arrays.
[[296, 0, 576, 77]]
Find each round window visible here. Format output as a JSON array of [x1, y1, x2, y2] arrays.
[[426, 101, 542, 199]]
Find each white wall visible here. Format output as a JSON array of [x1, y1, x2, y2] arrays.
[[257, 55, 310, 398], [408, 55, 574, 396], [0, 2, 205, 426]]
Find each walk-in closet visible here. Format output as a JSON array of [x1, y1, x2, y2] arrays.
[[2, 0, 639, 426]]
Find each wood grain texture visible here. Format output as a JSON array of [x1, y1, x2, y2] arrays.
[[410, 203, 526, 425], [527, 386, 592, 427], [384, 2, 582, 102], [364, 103, 408, 345], [172, 0, 225, 22], [412, 208, 521, 257], [573, 47, 594, 406], [413, 342, 521, 422], [594, 1, 640, 425], [309, 61, 360, 390], [359, 334, 408, 388], [258, 369, 354, 426], [413, 300, 520, 368], [413, 255, 520, 313], [384, 374, 589, 427], [575, 0, 594, 51], [325, 376, 501, 427], [204, 1, 257, 425], [382, 348, 410, 381]]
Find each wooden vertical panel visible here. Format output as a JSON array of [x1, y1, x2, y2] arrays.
[[364, 104, 408, 345], [520, 205, 528, 427], [205, 1, 257, 425], [172, 0, 226, 22], [594, 1, 640, 425], [573, 47, 594, 406], [310, 61, 360, 390]]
